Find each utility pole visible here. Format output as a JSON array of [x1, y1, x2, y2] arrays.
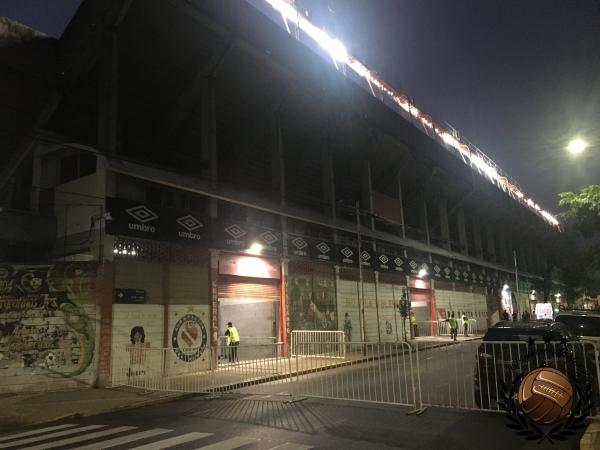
[[513, 250, 520, 317], [356, 201, 366, 343]]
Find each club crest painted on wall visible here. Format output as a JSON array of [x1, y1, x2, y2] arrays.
[[172, 314, 208, 362]]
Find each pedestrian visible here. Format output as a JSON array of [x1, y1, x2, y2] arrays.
[[225, 321, 240, 362], [512, 311, 518, 321], [343, 312, 352, 342], [410, 311, 419, 338], [448, 312, 458, 341], [462, 314, 469, 337], [522, 309, 531, 322], [502, 310, 510, 321]]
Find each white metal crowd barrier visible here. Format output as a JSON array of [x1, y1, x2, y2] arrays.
[[290, 330, 346, 358], [115, 337, 600, 417], [435, 319, 479, 336]]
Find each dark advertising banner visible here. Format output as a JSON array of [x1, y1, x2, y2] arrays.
[[287, 235, 334, 263], [213, 220, 282, 255], [336, 244, 358, 267], [106, 197, 207, 245]]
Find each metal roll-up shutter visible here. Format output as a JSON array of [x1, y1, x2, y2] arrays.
[[218, 275, 280, 301]]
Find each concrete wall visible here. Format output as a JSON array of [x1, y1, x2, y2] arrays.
[[0, 262, 99, 393]]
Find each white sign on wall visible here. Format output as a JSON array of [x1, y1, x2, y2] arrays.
[[535, 303, 553, 320], [169, 305, 210, 375]]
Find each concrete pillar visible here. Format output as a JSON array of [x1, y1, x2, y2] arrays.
[[201, 77, 218, 218], [498, 232, 508, 264], [321, 139, 336, 219], [209, 249, 219, 368], [361, 160, 375, 231], [472, 216, 483, 259], [395, 174, 406, 239], [422, 196, 431, 246], [439, 198, 451, 250], [486, 227, 496, 262], [457, 207, 468, 256], [97, 31, 118, 156], [97, 261, 114, 387]]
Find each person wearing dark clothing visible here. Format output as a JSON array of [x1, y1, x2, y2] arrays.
[[512, 311, 518, 321], [502, 310, 510, 321], [522, 310, 531, 322]]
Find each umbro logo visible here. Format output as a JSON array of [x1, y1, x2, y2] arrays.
[[126, 205, 158, 223], [225, 224, 247, 240], [260, 230, 279, 245], [176, 215, 203, 240], [291, 237, 308, 250], [176, 215, 203, 231], [126, 205, 158, 233]]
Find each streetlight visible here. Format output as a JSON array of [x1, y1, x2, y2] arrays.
[[248, 242, 263, 255], [567, 138, 588, 156]]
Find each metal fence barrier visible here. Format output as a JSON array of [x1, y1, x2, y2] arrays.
[[291, 330, 346, 358], [114, 337, 600, 417], [414, 340, 599, 414]]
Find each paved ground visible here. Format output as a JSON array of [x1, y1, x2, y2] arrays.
[[0, 394, 583, 449]]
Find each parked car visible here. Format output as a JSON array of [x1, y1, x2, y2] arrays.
[[556, 311, 600, 343], [473, 320, 594, 409]]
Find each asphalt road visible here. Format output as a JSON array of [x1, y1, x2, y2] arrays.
[[238, 341, 485, 411], [0, 394, 582, 449]]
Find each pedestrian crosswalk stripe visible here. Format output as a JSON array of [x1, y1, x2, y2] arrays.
[[71, 428, 171, 450], [131, 432, 213, 450], [192, 436, 257, 450], [0, 424, 78, 442], [0, 425, 105, 448], [268, 444, 313, 450], [19, 426, 136, 450]]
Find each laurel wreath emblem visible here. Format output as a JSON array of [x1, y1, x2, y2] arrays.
[[499, 373, 593, 444]]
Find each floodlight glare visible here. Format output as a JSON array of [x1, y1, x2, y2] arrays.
[[248, 242, 263, 255], [567, 138, 588, 156]]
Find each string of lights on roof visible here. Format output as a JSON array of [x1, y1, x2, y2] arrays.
[[262, 0, 560, 229]]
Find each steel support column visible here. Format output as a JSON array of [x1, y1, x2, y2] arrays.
[[457, 207, 468, 256]]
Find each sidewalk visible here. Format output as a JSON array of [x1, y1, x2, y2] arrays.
[[0, 388, 183, 433], [410, 335, 482, 344]]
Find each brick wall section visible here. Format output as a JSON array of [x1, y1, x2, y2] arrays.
[[97, 261, 114, 387]]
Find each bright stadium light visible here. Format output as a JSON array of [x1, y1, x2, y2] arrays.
[[261, 0, 561, 229], [567, 138, 588, 156]]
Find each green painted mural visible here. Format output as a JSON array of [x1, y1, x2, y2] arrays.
[[0, 263, 97, 379]]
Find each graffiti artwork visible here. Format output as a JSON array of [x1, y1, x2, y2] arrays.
[[172, 314, 208, 362], [0, 263, 97, 378], [288, 274, 337, 331]]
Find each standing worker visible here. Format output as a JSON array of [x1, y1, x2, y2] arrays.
[[462, 314, 469, 337], [448, 312, 458, 341], [225, 321, 240, 363], [410, 311, 419, 338]]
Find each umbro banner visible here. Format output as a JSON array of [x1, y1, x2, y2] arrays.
[[105, 197, 207, 244]]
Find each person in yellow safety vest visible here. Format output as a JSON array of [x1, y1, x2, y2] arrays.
[[410, 311, 418, 338], [225, 322, 240, 363], [448, 312, 458, 341], [462, 314, 469, 337]]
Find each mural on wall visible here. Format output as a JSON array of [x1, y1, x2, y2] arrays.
[[172, 313, 208, 362], [288, 274, 337, 331], [126, 326, 150, 367], [0, 263, 97, 377]]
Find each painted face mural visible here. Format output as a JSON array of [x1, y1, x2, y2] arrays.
[[0, 263, 97, 377]]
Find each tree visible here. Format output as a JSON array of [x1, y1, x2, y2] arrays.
[[556, 185, 600, 297], [558, 185, 600, 237], [398, 288, 410, 341]]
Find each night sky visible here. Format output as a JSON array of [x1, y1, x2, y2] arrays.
[[2, 0, 599, 214]]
